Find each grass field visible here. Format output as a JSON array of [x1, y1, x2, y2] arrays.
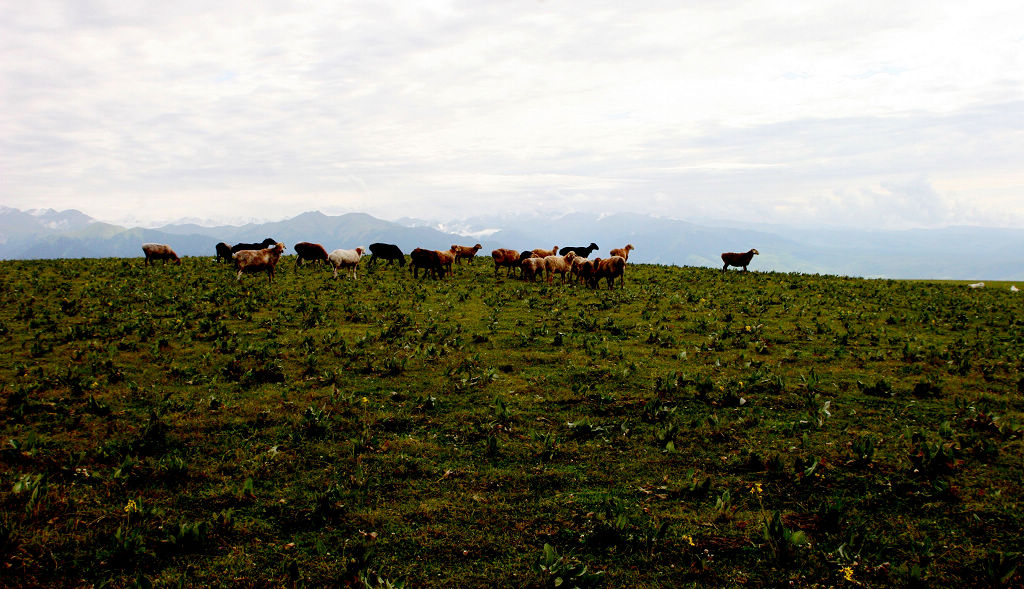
[[1, 256, 1021, 587]]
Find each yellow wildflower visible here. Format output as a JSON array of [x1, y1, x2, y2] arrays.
[[682, 535, 695, 546], [124, 499, 139, 514], [362, 396, 369, 404], [750, 482, 763, 495], [841, 566, 854, 581]]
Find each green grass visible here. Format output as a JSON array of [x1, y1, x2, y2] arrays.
[[1, 256, 1021, 587]]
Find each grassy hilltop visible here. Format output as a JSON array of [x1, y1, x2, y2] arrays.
[[0, 257, 1021, 587]]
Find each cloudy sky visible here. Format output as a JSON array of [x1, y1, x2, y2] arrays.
[[2, 0, 1023, 229]]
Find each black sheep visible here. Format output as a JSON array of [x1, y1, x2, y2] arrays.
[[558, 243, 599, 258], [231, 238, 278, 254], [368, 242, 406, 267], [215, 242, 232, 263]]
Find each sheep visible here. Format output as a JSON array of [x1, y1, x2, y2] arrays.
[[559, 243, 599, 258], [434, 248, 454, 276], [576, 258, 597, 285], [609, 244, 634, 261], [968, 282, 985, 289], [520, 256, 546, 282], [1012, 285, 1020, 292], [328, 247, 365, 279], [231, 237, 278, 254], [721, 249, 759, 272], [294, 242, 330, 268], [491, 248, 521, 277], [411, 247, 444, 279], [142, 243, 181, 266], [590, 256, 626, 289], [570, 255, 593, 284], [544, 251, 577, 284], [368, 243, 406, 267], [215, 242, 232, 263], [532, 245, 559, 258], [451, 244, 483, 264], [233, 242, 286, 283]]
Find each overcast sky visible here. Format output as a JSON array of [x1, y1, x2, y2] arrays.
[[2, 0, 1023, 229]]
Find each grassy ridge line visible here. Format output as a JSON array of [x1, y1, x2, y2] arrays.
[[0, 256, 1021, 587]]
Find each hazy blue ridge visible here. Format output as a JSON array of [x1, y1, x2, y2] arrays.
[[0, 207, 1021, 280]]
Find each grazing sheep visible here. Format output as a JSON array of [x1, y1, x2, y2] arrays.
[[328, 247, 365, 279], [491, 248, 522, 277], [231, 237, 278, 255], [968, 282, 985, 289], [215, 242, 232, 263], [294, 242, 330, 268], [142, 243, 181, 266], [590, 256, 626, 289], [532, 245, 559, 258], [520, 256, 546, 282], [1012, 285, 1020, 292], [559, 243, 599, 258], [437, 249, 456, 277], [576, 258, 596, 285], [570, 255, 593, 284], [411, 248, 444, 279], [609, 244, 634, 261], [368, 243, 406, 267], [519, 250, 539, 264], [721, 249, 759, 272], [451, 244, 483, 264], [544, 251, 577, 284], [233, 242, 286, 283]]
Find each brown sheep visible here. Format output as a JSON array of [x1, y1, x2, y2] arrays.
[[437, 249, 455, 277], [411, 248, 444, 279], [532, 245, 559, 258], [721, 249, 759, 272], [451, 244, 483, 264], [491, 248, 521, 277], [294, 242, 330, 268], [520, 257, 546, 282], [570, 255, 593, 284], [544, 251, 577, 284], [233, 242, 286, 283], [609, 244, 634, 261], [576, 258, 597, 285], [590, 256, 626, 289], [142, 243, 181, 266]]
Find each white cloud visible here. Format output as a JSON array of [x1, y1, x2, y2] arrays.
[[1, 0, 1023, 228]]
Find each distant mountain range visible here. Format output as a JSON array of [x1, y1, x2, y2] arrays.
[[1, 206, 1022, 280]]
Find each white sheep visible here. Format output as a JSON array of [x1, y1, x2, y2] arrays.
[[328, 247, 365, 279], [544, 251, 577, 284], [521, 256, 546, 282]]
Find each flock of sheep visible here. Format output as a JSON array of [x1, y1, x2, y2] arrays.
[[140, 240, 763, 288]]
